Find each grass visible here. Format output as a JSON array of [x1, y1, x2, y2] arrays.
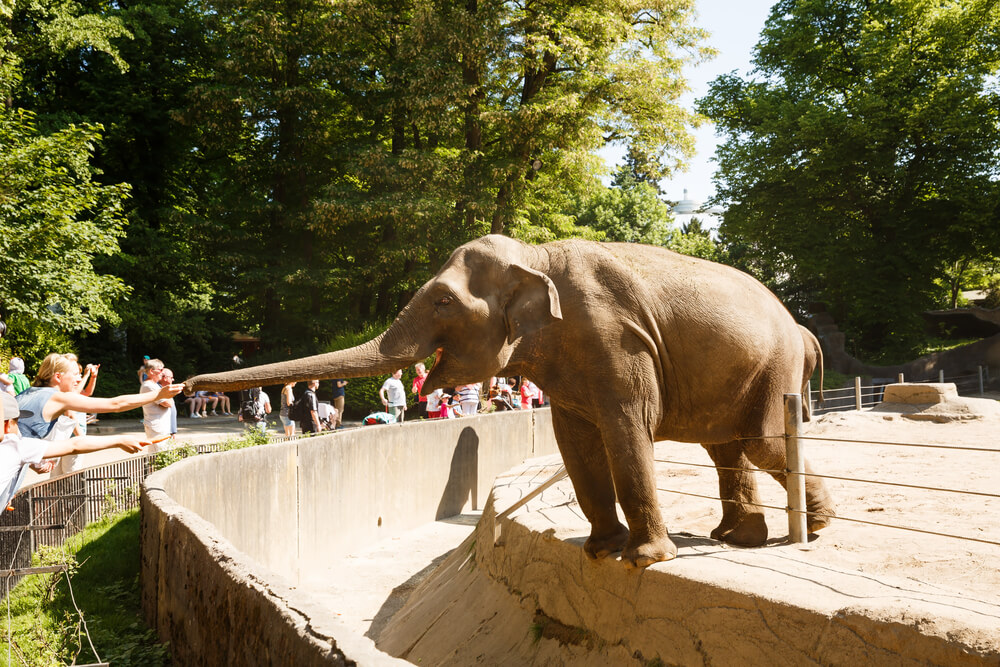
[[0, 509, 168, 666], [0, 427, 272, 665]]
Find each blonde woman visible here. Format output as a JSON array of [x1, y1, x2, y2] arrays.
[[16, 354, 183, 476], [279, 382, 296, 436]]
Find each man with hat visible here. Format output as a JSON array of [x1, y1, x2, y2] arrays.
[[0, 393, 150, 508]]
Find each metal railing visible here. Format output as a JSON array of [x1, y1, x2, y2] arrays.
[[0, 435, 303, 595]]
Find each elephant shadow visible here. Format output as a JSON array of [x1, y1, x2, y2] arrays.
[[435, 426, 479, 520]]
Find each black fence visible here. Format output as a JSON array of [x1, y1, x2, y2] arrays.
[[0, 439, 291, 596]]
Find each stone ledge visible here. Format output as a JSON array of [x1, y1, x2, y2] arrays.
[[379, 456, 1000, 665]]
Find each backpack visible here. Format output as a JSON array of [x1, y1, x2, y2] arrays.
[[289, 390, 313, 423], [239, 388, 265, 422], [363, 411, 397, 426]]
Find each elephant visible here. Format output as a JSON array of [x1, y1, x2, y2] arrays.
[[186, 235, 835, 568], [799, 325, 825, 421]]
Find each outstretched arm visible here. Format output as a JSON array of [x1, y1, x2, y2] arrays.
[[46, 384, 185, 418], [43, 434, 151, 458]]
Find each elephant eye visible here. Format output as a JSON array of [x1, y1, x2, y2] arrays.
[[435, 295, 453, 307]]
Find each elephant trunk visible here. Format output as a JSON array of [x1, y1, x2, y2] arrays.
[[184, 321, 430, 393]]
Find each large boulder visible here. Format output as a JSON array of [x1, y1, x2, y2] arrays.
[[875, 383, 1000, 422]]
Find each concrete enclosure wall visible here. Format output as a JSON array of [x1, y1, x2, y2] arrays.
[[141, 410, 558, 665]]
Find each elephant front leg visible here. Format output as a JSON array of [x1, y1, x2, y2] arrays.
[[601, 414, 677, 569], [701, 442, 768, 546], [550, 406, 628, 559]]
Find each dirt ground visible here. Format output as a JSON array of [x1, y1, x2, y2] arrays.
[[653, 397, 1000, 605]]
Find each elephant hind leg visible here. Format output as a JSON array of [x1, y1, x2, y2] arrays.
[[702, 442, 768, 547], [742, 441, 836, 534]]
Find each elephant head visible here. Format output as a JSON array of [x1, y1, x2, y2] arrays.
[[184, 235, 563, 393]]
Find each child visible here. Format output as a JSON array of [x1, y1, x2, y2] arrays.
[[0, 393, 150, 507]]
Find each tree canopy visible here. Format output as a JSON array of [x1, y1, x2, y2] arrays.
[[700, 0, 1000, 354], [1, 0, 714, 375]]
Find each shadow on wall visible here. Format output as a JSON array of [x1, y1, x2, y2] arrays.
[[436, 427, 479, 519]]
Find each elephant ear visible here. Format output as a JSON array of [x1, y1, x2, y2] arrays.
[[503, 264, 562, 344]]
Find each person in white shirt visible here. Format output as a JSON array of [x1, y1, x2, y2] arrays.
[[379, 370, 407, 422], [140, 358, 173, 449], [0, 393, 150, 508]]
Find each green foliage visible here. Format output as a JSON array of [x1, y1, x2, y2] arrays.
[[152, 443, 196, 470], [576, 171, 676, 246], [0, 109, 130, 338], [0, 510, 169, 666], [985, 277, 1000, 309], [699, 0, 1000, 355], [319, 320, 434, 418], [3, 0, 714, 373]]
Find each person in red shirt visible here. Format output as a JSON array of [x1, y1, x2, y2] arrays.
[[411, 362, 429, 419]]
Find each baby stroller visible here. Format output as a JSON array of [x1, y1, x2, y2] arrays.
[[489, 387, 516, 411]]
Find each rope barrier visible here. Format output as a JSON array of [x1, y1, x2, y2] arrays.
[[654, 458, 785, 477], [712, 433, 999, 453], [655, 488, 1000, 547], [798, 435, 1000, 453], [655, 458, 1000, 498]]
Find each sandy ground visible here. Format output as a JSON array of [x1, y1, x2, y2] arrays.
[[310, 394, 1000, 645], [654, 404, 1000, 604]]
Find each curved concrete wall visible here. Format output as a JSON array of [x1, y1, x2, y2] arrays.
[[141, 409, 558, 665]]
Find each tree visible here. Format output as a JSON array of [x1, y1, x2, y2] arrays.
[[1, 1, 132, 364], [317, 0, 714, 320], [700, 0, 1000, 353], [576, 169, 675, 245]]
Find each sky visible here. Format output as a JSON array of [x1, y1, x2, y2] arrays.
[[600, 0, 777, 212]]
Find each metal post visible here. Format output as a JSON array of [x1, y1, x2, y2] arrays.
[[784, 394, 808, 544], [854, 376, 862, 410], [898, 372, 905, 384], [979, 366, 985, 396], [938, 370, 944, 383]]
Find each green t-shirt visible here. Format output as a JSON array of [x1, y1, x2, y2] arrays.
[[9, 373, 29, 396]]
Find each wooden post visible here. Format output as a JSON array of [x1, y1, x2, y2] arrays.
[[854, 376, 862, 410], [938, 369, 944, 383], [898, 372, 905, 383], [784, 394, 808, 544], [806, 379, 813, 416], [979, 366, 984, 396]]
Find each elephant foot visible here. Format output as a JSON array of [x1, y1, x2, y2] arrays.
[[807, 505, 836, 534], [584, 523, 629, 560], [710, 512, 768, 547], [622, 534, 677, 570]]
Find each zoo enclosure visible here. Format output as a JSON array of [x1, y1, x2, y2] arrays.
[[655, 391, 1000, 549]]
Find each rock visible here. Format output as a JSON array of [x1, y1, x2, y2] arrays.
[[873, 383, 1000, 422], [881, 383, 958, 405]]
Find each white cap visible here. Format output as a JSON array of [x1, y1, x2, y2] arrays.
[[1, 393, 31, 421]]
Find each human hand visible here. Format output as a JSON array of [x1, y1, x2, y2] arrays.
[[31, 460, 56, 474], [157, 383, 185, 400], [116, 436, 152, 453]]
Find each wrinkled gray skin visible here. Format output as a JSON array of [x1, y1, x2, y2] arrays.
[[187, 235, 835, 568], [799, 325, 825, 421]]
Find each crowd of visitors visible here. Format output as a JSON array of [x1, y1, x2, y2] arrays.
[[0, 348, 549, 494], [0, 351, 184, 503]]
